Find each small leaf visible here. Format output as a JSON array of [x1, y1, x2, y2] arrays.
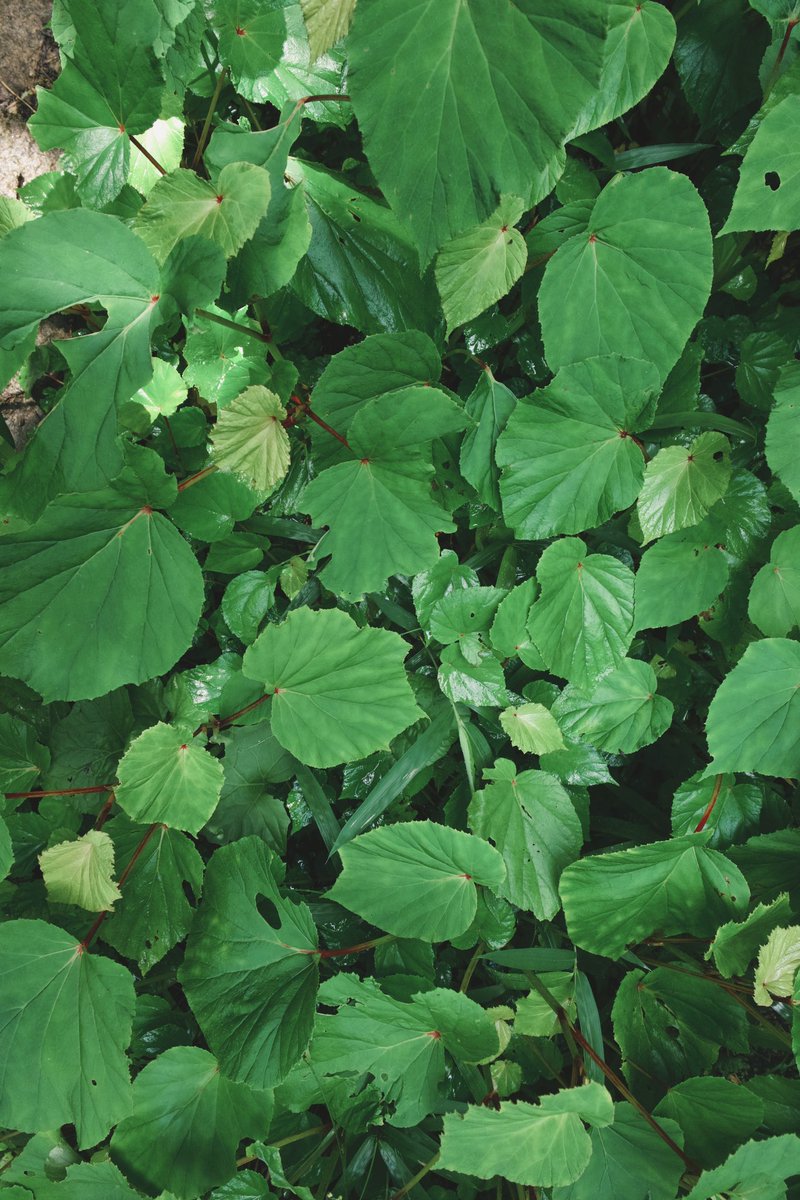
[[754, 926, 800, 1006], [500, 703, 565, 755], [711, 894, 795, 979], [0, 713, 50, 794], [436, 196, 527, 335], [279, 555, 308, 600], [749, 526, 800, 637], [637, 433, 731, 542], [766, 363, 800, 502], [116, 723, 224, 835], [554, 658, 673, 754], [39, 830, 121, 912], [211, 385, 290, 496]]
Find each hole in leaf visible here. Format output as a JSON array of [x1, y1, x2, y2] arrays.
[[665, 1026, 680, 1040], [90, 1079, 97, 1086], [765, 171, 781, 191], [713, 451, 724, 461], [256, 894, 281, 929]]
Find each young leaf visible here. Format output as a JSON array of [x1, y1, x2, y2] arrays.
[[553, 658, 674, 754], [438, 1083, 614, 1187], [749, 527, 800, 637], [499, 703, 565, 755], [527, 538, 635, 689], [560, 836, 749, 958], [116, 723, 224, 835], [706, 638, 800, 777], [0, 919, 135, 1147], [242, 607, 423, 767], [39, 830, 121, 912], [326, 820, 506, 941], [711, 894, 795, 978], [435, 196, 527, 335], [539, 169, 713, 383], [179, 837, 319, 1089], [754, 927, 800, 1006], [468, 759, 582, 920], [211, 386, 290, 496], [637, 433, 732, 542], [300, 0, 357, 58], [497, 356, 658, 539]]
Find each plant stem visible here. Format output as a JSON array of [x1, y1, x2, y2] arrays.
[[194, 307, 271, 344], [459, 941, 486, 993], [94, 794, 115, 830], [290, 396, 353, 449], [177, 464, 218, 492], [79, 823, 162, 951], [765, 18, 799, 96], [212, 691, 271, 732], [316, 934, 395, 959], [192, 67, 229, 169], [5, 785, 112, 800], [389, 1153, 440, 1200], [129, 134, 166, 175], [694, 773, 723, 832], [236, 1124, 330, 1165]]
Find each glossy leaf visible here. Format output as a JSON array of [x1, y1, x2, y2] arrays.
[[553, 658, 674, 754], [116, 723, 224, 835]]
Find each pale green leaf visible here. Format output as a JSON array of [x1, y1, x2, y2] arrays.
[[211, 386, 290, 496], [754, 926, 800, 1005], [500, 704, 565, 755], [515, 973, 576, 1037], [436, 197, 527, 335], [39, 830, 121, 912], [214, 0, 288, 102], [301, 0, 357, 58], [130, 358, 187, 422], [711, 894, 795, 978], [637, 433, 731, 542]]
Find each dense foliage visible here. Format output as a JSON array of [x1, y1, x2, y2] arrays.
[[1, 0, 800, 1196]]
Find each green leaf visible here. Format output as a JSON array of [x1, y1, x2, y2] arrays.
[[209, 722, 295, 851], [430, 586, 506, 650], [553, 658, 673, 754], [0, 919, 135, 1147], [302, 389, 467, 597], [766, 363, 800, 502], [134, 164, 271, 263], [515, 973, 576, 1037], [637, 433, 732, 542], [300, 0, 356, 57], [635, 533, 730, 630], [671, 771, 762, 849], [684, 1135, 800, 1200], [468, 759, 582, 919], [654, 1079, 763, 1170], [39, 830, 121, 912], [326, 819, 506, 941], [349, 0, 609, 263], [551, 1102, 685, 1200], [312, 976, 499, 1126], [749, 527, 800, 636], [213, 0, 287, 102], [497, 356, 658, 539], [288, 158, 441, 335], [459, 369, 516, 510], [723, 96, 800, 234], [711, 894, 795, 978], [169, 471, 259, 543], [754, 926, 800, 1005], [211, 386, 290, 496], [674, 0, 768, 134], [539, 169, 713, 384], [222, 571, 276, 643], [438, 1082, 614, 1188], [0, 713, 50, 793], [706, 639, 800, 777], [182, 305, 271, 409], [30, 1161, 144, 1200], [560, 835, 749, 958], [116, 723, 224, 835], [435, 197, 527, 335], [102, 815, 204, 973], [489, 580, 544, 669], [499, 703, 565, 755], [528, 538, 635, 688], [112, 1046, 268, 1199], [130, 358, 187, 422], [242, 607, 422, 767], [179, 837, 319, 1089], [0, 482, 204, 702], [438, 643, 509, 708]]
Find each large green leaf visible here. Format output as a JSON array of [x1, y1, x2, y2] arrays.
[[497, 356, 658, 539], [112, 1046, 268, 1199], [552, 1102, 684, 1200], [0, 919, 135, 1147], [348, 0, 608, 263], [213, 0, 287, 102], [438, 1083, 614, 1188], [637, 433, 732, 542], [749, 527, 800, 636], [116, 723, 224, 834], [179, 837, 319, 1089], [706, 638, 800, 777], [553, 658, 674, 754], [468, 759, 582, 920], [0, 475, 203, 702], [654, 1078, 763, 1170], [560, 836, 749, 958], [435, 196, 527, 335], [311, 976, 498, 1126], [538, 169, 713, 384], [242, 607, 422, 767], [723, 95, 800, 234], [326, 819, 506, 941], [301, 390, 468, 597], [635, 533, 730, 630], [528, 538, 635, 688]]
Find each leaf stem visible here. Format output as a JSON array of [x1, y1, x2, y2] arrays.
[[389, 1152, 440, 1200], [765, 18, 799, 96], [5, 785, 113, 800], [192, 66, 229, 170], [177, 464, 218, 492], [236, 1124, 330, 1165], [194, 307, 272, 344], [79, 823, 162, 952], [291, 396, 352, 449], [694, 773, 723, 832], [459, 940, 486, 993], [316, 934, 396, 959], [129, 133, 166, 176]]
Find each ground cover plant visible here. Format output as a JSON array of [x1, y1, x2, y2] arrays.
[[1, 0, 800, 1196]]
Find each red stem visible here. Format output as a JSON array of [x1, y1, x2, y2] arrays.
[[776, 18, 799, 72], [291, 396, 352, 449], [317, 937, 387, 959], [129, 133, 166, 175], [178, 465, 217, 492], [5, 785, 112, 800], [79, 823, 162, 952], [695, 773, 723, 832], [94, 794, 115, 830]]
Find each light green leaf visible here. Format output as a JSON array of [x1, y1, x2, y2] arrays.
[[497, 356, 658, 539], [766, 363, 800, 502], [39, 830, 121, 912], [528, 538, 635, 689], [637, 433, 732, 542], [179, 837, 319, 1089], [654, 1079, 763, 1170], [711, 894, 795, 978], [326, 819, 506, 941], [0, 919, 135, 1147], [749, 527, 800, 637], [128, 116, 185, 196], [539, 169, 713, 384], [552, 1102, 684, 1200], [754, 926, 800, 1005], [515, 973, 576, 1037], [211, 386, 290, 496], [560, 835, 749, 958], [0, 481, 204, 703], [438, 1082, 614, 1188], [349, 0, 609, 263], [706, 638, 800, 777], [723, 95, 800, 234], [500, 704, 565, 755], [213, 0, 288, 102], [469, 759, 582, 919], [301, 0, 356, 57], [183, 305, 271, 409], [312, 977, 499, 1126], [134, 164, 271, 263], [279, 556, 308, 601], [436, 197, 527, 335], [459, 368, 516, 509], [130, 358, 187, 422], [438, 643, 509, 708], [671, 771, 761, 849], [685, 1135, 800, 1200], [635, 533, 729, 630], [116, 723, 224, 835], [102, 815, 204, 974], [553, 658, 673, 754], [243, 607, 423, 767], [489, 580, 544, 669], [0, 713, 50, 793], [112, 1046, 268, 1199]]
